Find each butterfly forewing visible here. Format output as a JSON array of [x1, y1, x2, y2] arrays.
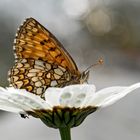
[[9, 18, 81, 97], [14, 18, 78, 71]]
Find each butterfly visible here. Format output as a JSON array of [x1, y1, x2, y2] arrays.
[[8, 18, 96, 98]]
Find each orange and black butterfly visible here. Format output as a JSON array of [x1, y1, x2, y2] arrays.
[[8, 18, 99, 98]]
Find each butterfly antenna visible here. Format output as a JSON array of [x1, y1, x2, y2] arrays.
[[84, 58, 104, 73]]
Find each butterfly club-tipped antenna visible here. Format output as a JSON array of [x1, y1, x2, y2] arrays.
[[84, 58, 104, 73], [80, 58, 104, 83]]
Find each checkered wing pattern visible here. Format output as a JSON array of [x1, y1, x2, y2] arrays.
[[8, 18, 80, 98]]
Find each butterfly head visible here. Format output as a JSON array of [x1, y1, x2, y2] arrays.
[[79, 59, 103, 84], [79, 70, 90, 84], [63, 70, 89, 86]]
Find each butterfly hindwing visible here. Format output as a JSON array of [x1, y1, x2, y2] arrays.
[[9, 58, 72, 98]]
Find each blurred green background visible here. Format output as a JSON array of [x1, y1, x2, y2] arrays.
[[0, 0, 140, 140]]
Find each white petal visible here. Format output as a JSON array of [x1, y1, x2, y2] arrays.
[[8, 88, 52, 109], [60, 84, 95, 108], [88, 83, 140, 107], [45, 84, 96, 108], [0, 87, 52, 113], [0, 90, 27, 113], [87, 86, 126, 106], [0, 100, 24, 113], [45, 88, 62, 107]]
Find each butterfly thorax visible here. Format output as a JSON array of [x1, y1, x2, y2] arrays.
[[62, 70, 89, 86]]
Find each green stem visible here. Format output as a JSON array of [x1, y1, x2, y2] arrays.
[[59, 127, 71, 140]]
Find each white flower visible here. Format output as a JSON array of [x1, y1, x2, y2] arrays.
[[0, 83, 140, 128]]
